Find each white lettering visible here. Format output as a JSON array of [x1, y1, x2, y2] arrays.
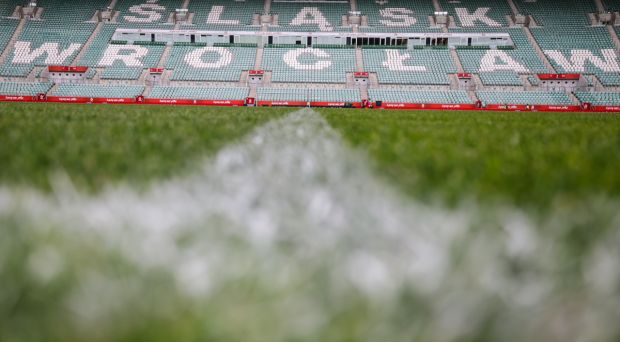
[[12, 41, 82, 65], [545, 49, 620, 72], [379, 8, 417, 27], [283, 48, 332, 70], [98, 45, 149, 67], [382, 50, 426, 71]]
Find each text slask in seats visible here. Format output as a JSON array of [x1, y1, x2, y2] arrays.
[[115, 1, 508, 30]]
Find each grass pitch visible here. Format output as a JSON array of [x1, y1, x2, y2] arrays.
[[2, 103, 619, 206], [1, 103, 620, 341]]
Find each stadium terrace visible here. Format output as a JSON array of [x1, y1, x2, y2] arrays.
[[1, 0, 620, 111]]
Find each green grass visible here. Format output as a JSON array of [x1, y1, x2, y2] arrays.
[[0, 103, 289, 192], [320, 109, 620, 208], [2, 104, 619, 208]]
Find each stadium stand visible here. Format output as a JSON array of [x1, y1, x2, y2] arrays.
[[603, 0, 620, 11], [114, 0, 181, 27], [363, 48, 456, 85], [257, 88, 361, 102], [358, 0, 438, 32], [514, 0, 595, 27], [0, 21, 96, 76], [456, 29, 549, 74], [440, 0, 512, 28], [531, 27, 619, 79], [369, 89, 472, 104], [0, 1, 23, 17], [51, 84, 144, 98], [167, 46, 255, 82], [270, 0, 351, 32], [476, 91, 573, 105], [479, 71, 522, 86], [575, 91, 620, 106], [0, 0, 619, 109], [0, 81, 52, 96], [184, 0, 263, 30], [0, 20, 18, 54], [262, 47, 355, 83], [150, 86, 249, 100]]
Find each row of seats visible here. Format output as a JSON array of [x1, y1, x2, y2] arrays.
[[531, 27, 620, 84], [184, 0, 262, 31], [514, 0, 596, 27], [257, 88, 361, 102], [3, 80, 619, 106], [479, 71, 522, 86], [369, 89, 471, 103], [0, 20, 18, 54], [359, 0, 437, 32], [456, 29, 548, 74], [262, 47, 355, 83], [167, 46, 255, 82], [35, 0, 109, 23], [477, 90, 573, 105], [51, 84, 144, 98], [0, 81, 52, 96], [575, 91, 620, 105], [114, 0, 181, 28], [0, 20, 96, 77], [440, 0, 512, 27], [363, 49, 455, 84], [150, 86, 249, 100], [271, 2, 350, 32]]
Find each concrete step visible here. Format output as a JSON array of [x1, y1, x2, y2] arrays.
[[449, 48, 465, 73], [73, 22, 103, 66], [355, 47, 364, 72], [254, 48, 264, 69]]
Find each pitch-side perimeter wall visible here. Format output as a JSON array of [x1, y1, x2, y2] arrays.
[[0, 95, 618, 112]]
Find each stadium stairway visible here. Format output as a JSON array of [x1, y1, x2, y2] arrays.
[[520, 74, 535, 90], [355, 47, 364, 72], [72, 22, 104, 67], [254, 47, 264, 69], [48, 82, 60, 95], [522, 27, 556, 73], [607, 26, 620, 52], [568, 92, 581, 105], [449, 49, 465, 74], [506, 0, 520, 16], [0, 18, 24, 66], [157, 45, 173, 68]]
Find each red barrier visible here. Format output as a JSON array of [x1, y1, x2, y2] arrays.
[[259, 101, 308, 107], [258, 101, 363, 108], [2, 94, 620, 112], [143, 99, 244, 106], [47, 96, 102, 104], [592, 106, 620, 112], [381, 103, 477, 110], [0, 95, 37, 102], [537, 74, 581, 80], [48, 66, 88, 73], [485, 104, 582, 112]]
